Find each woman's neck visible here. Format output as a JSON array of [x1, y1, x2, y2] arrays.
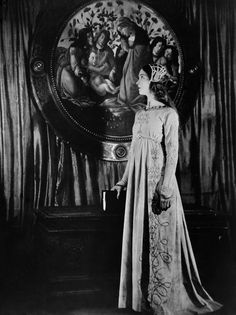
[[146, 97, 165, 109]]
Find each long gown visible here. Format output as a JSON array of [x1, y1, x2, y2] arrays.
[[117, 106, 222, 315]]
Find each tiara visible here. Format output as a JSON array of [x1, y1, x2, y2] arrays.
[[150, 64, 167, 82]]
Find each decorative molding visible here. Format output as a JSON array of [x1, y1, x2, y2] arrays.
[[29, 0, 197, 160]]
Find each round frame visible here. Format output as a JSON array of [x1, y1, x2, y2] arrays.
[[30, 0, 197, 161]]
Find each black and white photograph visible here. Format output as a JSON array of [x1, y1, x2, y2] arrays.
[[0, 0, 235, 314]]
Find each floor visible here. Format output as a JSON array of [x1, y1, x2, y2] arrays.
[[0, 228, 236, 315]]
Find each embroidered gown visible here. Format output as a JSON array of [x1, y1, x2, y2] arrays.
[[117, 106, 222, 315]]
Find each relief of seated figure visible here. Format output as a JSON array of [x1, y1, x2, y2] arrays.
[[56, 28, 94, 99]]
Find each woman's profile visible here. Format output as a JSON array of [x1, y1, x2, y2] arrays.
[[112, 64, 222, 314]]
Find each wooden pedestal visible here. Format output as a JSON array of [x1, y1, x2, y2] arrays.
[[34, 205, 230, 295]]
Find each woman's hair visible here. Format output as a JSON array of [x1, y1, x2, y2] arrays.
[[142, 64, 177, 109], [95, 29, 110, 46], [117, 17, 136, 32], [165, 45, 179, 65], [150, 36, 166, 53], [71, 27, 93, 49]]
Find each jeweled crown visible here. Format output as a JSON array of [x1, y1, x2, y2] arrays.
[[150, 64, 167, 82]]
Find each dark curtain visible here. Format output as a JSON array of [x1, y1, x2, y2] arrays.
[[177, 0, 236, 213], [0, 0, 235, 226]]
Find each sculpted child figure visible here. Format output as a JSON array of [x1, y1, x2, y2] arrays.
[[88, 50, 118, 96]]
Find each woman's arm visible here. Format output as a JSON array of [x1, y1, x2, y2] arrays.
[[115, 158, 130, 187], [111, 158, 129, 199], [111, 112, 139, 197], [69, 46, 84, 77], [158, 109, 179, 209], [162, 109, 179, 188], [88, 62, 110, 74], [166, 64, 179, 84]]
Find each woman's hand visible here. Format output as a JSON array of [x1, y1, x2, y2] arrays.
[[159, 186, 174, 211], [152, 190, 161, 215], [74, 66, 82, 77], [152, 185, 174, 214], [111, 185, 124, 199], [109, 67, 116, 82], [159, 194, 172, 211]]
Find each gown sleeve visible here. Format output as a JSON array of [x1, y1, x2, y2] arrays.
[[116, 159, 129, 187], [115, 111, 139, 187], [161, 109, 179, 196], [116, 136, 135, 187]]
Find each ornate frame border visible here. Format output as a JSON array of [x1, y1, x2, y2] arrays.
[[30, 0, 199, 161]]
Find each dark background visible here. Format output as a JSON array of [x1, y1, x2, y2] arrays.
[[0, 0, 235, 314]]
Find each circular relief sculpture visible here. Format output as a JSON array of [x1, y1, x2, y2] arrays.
[[30, 0, 187, 161], [115, 145, 128, 160], [31, 59, 45, 74]]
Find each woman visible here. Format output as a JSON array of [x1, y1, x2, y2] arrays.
[[157, 45, 179, 85], [56, 28, 94, 98], [116, 17, 151, 106], [112, 64, 222, 314], [113, 37, 129, 85], [87, 30, 115, 81], [151, 36, 166, 64]]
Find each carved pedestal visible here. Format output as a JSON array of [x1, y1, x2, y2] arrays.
[[35, 206, 124, 275]]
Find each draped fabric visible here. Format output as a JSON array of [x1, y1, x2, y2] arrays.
[[0, 0, 34, 224], [176, 0, 236, 213], [171, 0, 236, 252], [0, 0, 235, 230], [33, 113, 126, 208]]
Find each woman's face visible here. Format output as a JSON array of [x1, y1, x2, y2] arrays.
[[97, 32, 106, 48], [119, 26, 133, 38], [89, 52, 96, 65], [87, 33, 93, 47], [152, 41, 164, 56], [136, 69, 150, 96], [164, 48, 173, 60]]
